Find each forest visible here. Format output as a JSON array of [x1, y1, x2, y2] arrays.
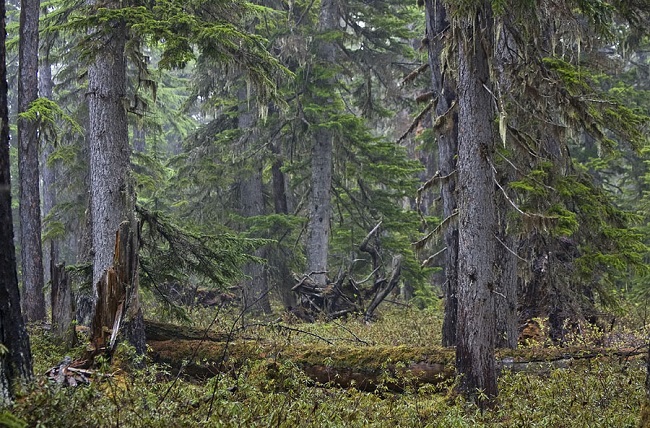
[[1, 0, 650, 426]]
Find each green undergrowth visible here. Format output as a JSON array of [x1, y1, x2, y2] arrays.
[[7, 305, 647, 427]]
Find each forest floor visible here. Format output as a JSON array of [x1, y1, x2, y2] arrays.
[[6, 302, 648, 427]]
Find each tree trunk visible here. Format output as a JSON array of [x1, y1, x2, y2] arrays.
[[425, 0, 459, 348], [305, 0, 338, 287], [39, 24, 58, 288], [18, 0, 45, 322], [237, 90, 272, 316], [455, 2, 498, 406], [89, 221, 145, 357], [269, 141, 296, 309], [51, 262, 77, 349], [87, 1, 131, 289], [0, 2, 33, 402], [86, 2, 145, 352]]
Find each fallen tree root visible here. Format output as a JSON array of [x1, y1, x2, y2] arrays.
[[147, 338, 644, 392]]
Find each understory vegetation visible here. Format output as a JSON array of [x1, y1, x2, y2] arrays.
[[5, 304, 646, 427]]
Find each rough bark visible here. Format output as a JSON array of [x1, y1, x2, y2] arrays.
[[0, 3, 33, 402], [51, 262, 77, 349], [424, 0, 459, 348], [87, 2, 131, 289], [18, 0, 45, 322], [305, 0, 338, 287], [493, 21, 519, 350], [455, 2, 498, 405]]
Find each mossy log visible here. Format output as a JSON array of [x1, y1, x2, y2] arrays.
[[143, 319, 231, 342], [146, 334, 643, 392]]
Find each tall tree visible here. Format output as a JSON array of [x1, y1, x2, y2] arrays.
[[18, 0, 45, 322], [39, 11, 58, 287], [86, 0, 145, 353], [305, 0, 338, 286], [424, 0, 459, 347], [1, 0, 33, 404], [87, 1, 131, 289], [453, 0, 498, 405], [237, 88, 272, 315]]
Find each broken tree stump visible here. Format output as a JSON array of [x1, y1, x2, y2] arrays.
[[51, 262, 77, 349], [88, 220, 145, 360]]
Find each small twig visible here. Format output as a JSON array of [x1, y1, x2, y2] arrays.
[[421, 246, 448, 268], [494, 234, 528, 263]]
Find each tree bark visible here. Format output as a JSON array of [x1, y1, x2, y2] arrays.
[[87, 0, 131, 289], [425, 0, 459, 348], [18, 0, 45, 322], [305, 0, 338, 287], [237, 90, 272, 316], [269, 141, 296, 309], [0, 2, 33, 402], [455, 2, 498, 406], [86, 2, 145, 353], [39, 22, 58, 288], [51, 262, 77, 349]]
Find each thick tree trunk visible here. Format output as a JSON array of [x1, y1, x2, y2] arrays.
[[86, 3, 144, 353], [87, 3, 131, 289], [0, 3, 33, 402], [305, 0, 338, 287], [425, 0, 459, 348], [455, 2, 498, 406], [493, 21, 519, 350], [18, 0, 45, 322]]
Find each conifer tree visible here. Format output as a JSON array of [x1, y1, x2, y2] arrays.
[[18, 0, 45, 322], [0, 0, 33, 403]]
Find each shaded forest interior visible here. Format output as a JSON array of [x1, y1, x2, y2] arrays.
[[1, 0, 650, 426]]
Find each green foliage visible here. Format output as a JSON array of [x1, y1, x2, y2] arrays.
[[137, 205, 266, 294], [11, 307, 647, 427], [0, 412, 27, 428]]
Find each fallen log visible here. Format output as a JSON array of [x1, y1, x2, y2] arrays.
[[143, 319, 231, 342], [147, 337, 644, 392]]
